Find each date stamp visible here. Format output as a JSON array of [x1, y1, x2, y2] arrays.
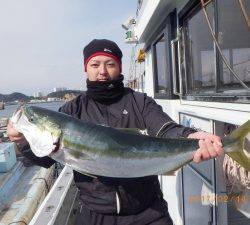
[[188, 194, 250, 203]]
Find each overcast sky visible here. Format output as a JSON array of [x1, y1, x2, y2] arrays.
[[0, 0, 137, 96]]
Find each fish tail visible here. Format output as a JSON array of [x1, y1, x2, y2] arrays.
[[223, 120, 250, 171]]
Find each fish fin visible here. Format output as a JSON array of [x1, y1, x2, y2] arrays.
[[72, 150, 93, 160], [162, 164, 184, 176], [83, 173, 98, 179], [68, 166, 98, 179], [79, 171, 98, 179], [224, 120, 250, 171], [61, 146, 93, 161], [163, 170, 177, 176], [116, 128, 148, 136]]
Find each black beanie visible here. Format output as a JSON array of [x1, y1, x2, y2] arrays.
[[83, 39, 123, 72]]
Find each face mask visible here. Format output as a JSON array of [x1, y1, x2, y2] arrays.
[[86, 74, 125, 104]]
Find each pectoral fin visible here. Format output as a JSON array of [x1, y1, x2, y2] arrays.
[[162, 164, 184, 176]]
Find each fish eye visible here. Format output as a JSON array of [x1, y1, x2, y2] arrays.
[[30, 116, 34, 122]]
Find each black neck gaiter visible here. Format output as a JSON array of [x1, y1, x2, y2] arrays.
[[86, 74, 125, 104]]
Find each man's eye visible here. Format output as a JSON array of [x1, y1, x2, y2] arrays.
[[91, 64, 99, 67], [107, 63, 115, 67]]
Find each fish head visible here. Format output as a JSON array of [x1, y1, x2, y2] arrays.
[[10, 106, 61, 157]]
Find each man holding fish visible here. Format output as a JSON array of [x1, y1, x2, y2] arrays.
[[7, 39, 224, 225]]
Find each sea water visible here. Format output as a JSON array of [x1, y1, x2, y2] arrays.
[[0, 101, 65, 119]]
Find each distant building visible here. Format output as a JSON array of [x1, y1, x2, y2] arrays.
[[47, 97, 61, 102], [33, 91, 43, 98], [30, 99, 46, 103], [53, 87, 67, 92]]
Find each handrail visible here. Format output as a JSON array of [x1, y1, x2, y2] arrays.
[[171, 28, 183, 96], [29, 166, 74, 225]]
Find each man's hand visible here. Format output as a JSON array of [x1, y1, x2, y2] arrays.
[[7, 121, 24, 142], [187, 131, 224, 163]]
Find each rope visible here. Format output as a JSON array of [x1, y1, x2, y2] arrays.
[[6, 176, 52, 225], [200, 0, 249, 90], [237, 0, 250, 32], [34, 177, 49, 194], [223, 154, 250, 193]]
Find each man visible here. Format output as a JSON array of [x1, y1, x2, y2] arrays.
[[7, 39, 223, 225]]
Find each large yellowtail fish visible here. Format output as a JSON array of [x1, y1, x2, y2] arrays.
[[10, 106, 250, 178]]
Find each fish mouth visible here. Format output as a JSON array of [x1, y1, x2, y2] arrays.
[[10, 107, 23, 124], [52, 137, 61, 154]]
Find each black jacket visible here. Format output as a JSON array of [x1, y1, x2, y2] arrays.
[[22, 88, 196, 215]]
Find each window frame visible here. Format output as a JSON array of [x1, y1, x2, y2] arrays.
[[151, 12, 177, 99], [178, 0, 250, 103]]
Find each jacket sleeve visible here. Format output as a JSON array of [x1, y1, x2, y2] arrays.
[[58, 102, 73, 115], [142, 95, 197, 138]]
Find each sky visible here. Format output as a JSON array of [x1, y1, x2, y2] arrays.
[[0, 0, 137, 96]]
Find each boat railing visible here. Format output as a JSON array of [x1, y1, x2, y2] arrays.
[[29, 166, 77, 225]]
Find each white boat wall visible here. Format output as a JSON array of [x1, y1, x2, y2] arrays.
[[124, 0, 250, 225]]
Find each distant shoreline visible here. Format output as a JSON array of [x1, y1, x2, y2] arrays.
[[0, 101, 65, 119], [5, 100, 65, 107], [0, 90, 83, 104]]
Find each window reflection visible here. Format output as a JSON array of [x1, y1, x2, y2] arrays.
[[201, 50, 215, 87], [218, 0, 250, 88], [184, 3, 215, 93], [154, 35, 168, 94]]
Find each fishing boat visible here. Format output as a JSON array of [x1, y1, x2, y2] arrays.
[[0, 120, 58, 225], [0, 127, 78, 225], [2, 1, 249, 225], [122, 0, 250, 224]]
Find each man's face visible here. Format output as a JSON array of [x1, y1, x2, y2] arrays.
[[86, 55, 120, 81]]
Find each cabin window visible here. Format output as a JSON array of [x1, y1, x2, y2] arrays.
[[150, 11, 177, 99], [183, 3, 215, 94], [217, 0, 250, 89], [180, 0, 250, 101], [153, 34, 168, 94]]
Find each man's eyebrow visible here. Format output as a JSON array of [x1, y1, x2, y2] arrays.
[[106, 60, 116, 63], [89, 59, 116, 63], [89, 60, 100, 63]]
